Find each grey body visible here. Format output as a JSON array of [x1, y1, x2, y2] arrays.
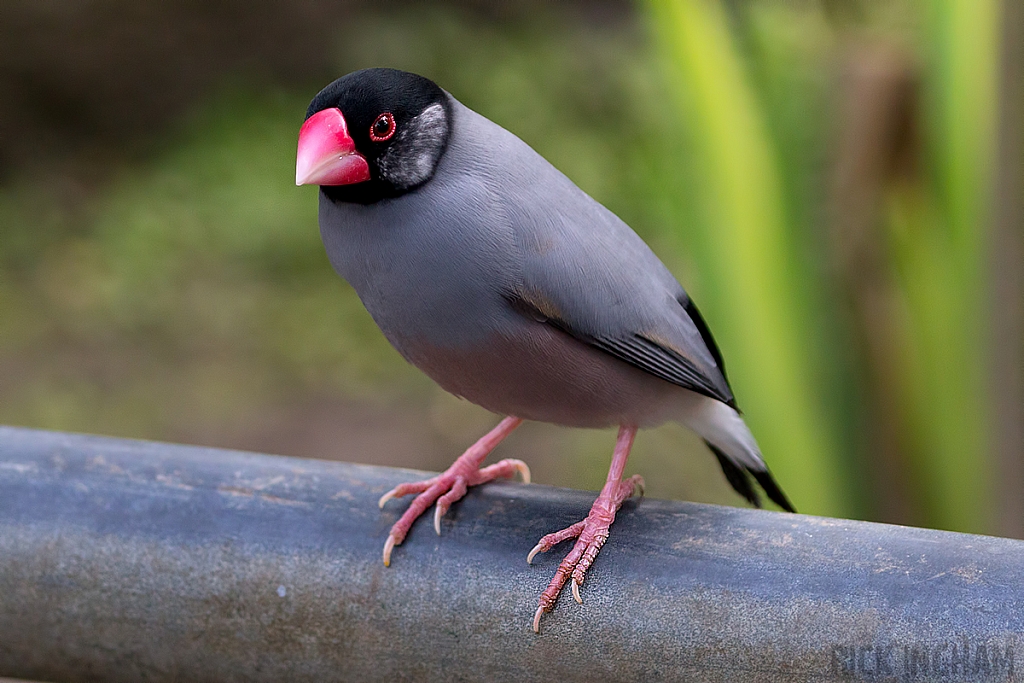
[[320, 96, 763, 467]]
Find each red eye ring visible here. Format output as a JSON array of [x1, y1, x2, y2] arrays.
[[370, 112, 396, 142]]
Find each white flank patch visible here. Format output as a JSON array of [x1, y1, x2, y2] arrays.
[[677, 394, 766, 469]]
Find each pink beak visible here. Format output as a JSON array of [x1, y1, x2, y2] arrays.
[[295, 108, 371, 186]]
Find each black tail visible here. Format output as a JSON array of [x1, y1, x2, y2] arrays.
[[706, 441, 796, 513]]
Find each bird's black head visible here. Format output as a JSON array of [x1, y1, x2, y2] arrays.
[[296, 68, 452, 204]]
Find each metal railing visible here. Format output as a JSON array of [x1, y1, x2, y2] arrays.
[[0, 425, 1021, 682]]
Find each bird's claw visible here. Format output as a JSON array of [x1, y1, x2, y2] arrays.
[[433, 503, 445, 535], [514, 460, 532, 484], [529, 456, 642, 633], [526, 541, 545, 565], [532, 605, 545, 633], [382, 534, 397, 567], [378, 417, 527, 567]]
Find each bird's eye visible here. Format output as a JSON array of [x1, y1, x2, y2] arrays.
[[370, 112, 396, 142]]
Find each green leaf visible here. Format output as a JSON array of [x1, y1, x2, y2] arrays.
[[647, 0, 850, 516]]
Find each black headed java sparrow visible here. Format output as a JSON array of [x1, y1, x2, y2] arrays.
[[295, 68, 795, 633]]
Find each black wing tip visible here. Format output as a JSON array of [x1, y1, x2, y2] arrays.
[[680, 298, 740, 412], [706, 441, 796, 513], [681, 298, 729, 383], [750, 468, 797, 513], [707, 442, 760, 507]]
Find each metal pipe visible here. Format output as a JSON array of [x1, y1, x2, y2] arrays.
[[0, 425, 1021, 682]]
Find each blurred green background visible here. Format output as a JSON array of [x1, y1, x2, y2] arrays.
[[1, 0, 1021, 535]]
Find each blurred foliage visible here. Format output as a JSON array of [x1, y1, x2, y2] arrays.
[[649, 0, 849, 516], [648, 0, 1001, 530], [903, 0, 997, 531], [0, 1, 1010, 531]]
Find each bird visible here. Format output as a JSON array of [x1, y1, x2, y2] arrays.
[[295, 67, 795, 633]]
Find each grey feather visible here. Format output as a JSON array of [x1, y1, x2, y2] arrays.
[[313, 83, 798, 508], [319, 93, 781, 500], [450, 101, 734, 406], [322, 97, 732, 408]]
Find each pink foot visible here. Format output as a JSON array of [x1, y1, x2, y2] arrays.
[[529, 425, 642, 633], [379, 416, 527, 566]]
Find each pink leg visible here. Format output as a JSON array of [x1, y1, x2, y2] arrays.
[[379, 416, 528, 566], [530, 424, 644, 633]]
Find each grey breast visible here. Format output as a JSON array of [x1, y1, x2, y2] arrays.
[[317, 99, 528, 360], [317, 96, 716, 426]]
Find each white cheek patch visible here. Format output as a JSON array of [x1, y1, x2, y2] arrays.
[[379, 103, 448, 189]]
